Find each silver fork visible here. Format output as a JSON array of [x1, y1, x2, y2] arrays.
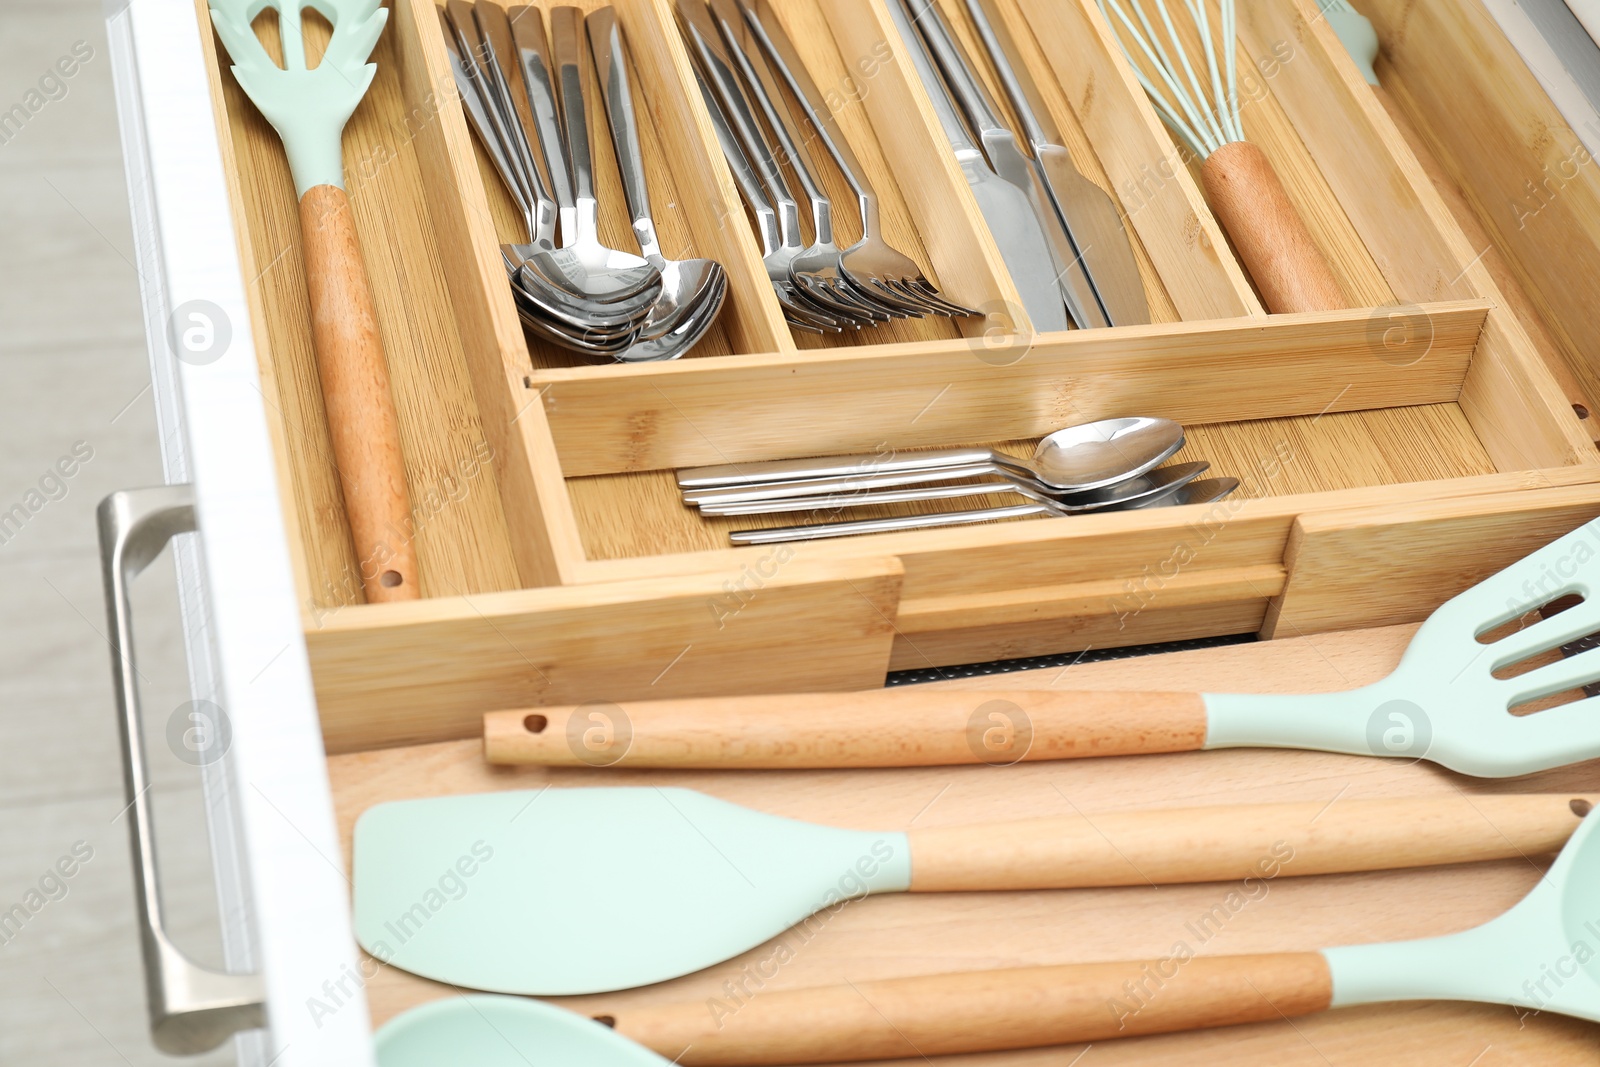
[[738, 0, 978, 318], [691, 67, 846, 333], [679, 1, 861, 330], [705, 0, 899, 323]]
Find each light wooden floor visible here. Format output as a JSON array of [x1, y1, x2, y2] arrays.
[[0, 1, 233, 1062]]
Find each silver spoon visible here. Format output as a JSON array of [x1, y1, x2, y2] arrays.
[[724, 462, 1209, 543], [677, 415, 1186, 491], [587, 7, 727, 361], [444, 4, 649, 352], [705, 460, 1208, 517]]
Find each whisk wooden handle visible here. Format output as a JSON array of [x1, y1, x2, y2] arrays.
[[482, 689, 1209, 767], [611, 954, 1333, 1063], [1201, 141, 1345, 314], [298, 184, 418, 603]]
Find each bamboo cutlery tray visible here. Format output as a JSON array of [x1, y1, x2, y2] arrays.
[[201, 0, 1600, 752]]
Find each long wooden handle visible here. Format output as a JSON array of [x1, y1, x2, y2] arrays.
[[482, 689, 1208, 767], [610, 954, 1333, 1064], [906, 793, 1592, 891], [298, 184, 418, 602], [1200, 140, 1345, 314]]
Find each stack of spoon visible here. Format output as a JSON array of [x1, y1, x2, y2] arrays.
[[443, 3, 727, 360], [676, 415, 1239, 543], [677, 0, 977, 333]]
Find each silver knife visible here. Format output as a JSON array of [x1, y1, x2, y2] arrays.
[[962, 0, 1149, 326], [886, 0, 1069, 332], [905, 0, 1107, 329]]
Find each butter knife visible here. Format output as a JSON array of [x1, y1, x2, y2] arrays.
[[886, 0, 1069, 331], [904, 0, 1106, 329], [962, 0, 1149, 326]]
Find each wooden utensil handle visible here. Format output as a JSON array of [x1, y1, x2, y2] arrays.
[[298, 184, 418, 602], [1200, 141, 1344, 314], [906, 793, 1593, 891], [482, 689, 1208, 767], [611, 954, 1333, 1064]]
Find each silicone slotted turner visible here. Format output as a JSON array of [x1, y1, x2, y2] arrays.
[[486, 521, 1600, 777], [352, 787, 1594, 994], [209, 0, 418, 601]]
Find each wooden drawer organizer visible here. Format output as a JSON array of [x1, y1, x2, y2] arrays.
[[201, 0, 1600, 753]]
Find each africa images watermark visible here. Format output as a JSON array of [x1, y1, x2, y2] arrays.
[[1106, 839, 1296, 1031], [306, 840, 495, 1027], [307, 439, 496, 626], [0, 441, 96, 549], [0, 40, 95, 148], [702, 839, 901, 1029], [0, 841, 96, 950], [1107, 439, 1294, 629]]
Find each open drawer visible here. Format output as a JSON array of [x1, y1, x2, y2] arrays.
[[106, 0, 1600, 1061], [188, 0, 1600, 752]]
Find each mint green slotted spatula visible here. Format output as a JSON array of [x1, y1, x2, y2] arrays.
[[208, 0, 419, 603]]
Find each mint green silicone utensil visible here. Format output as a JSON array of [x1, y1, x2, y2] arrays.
[[208, 0, 419, 602], [375, 995, 669, 1067], [597, 806, 1600, 1062], [372, 809, 1600, 1063], [353, 787, 1594, 995]]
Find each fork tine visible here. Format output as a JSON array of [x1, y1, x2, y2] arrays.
[[774, 283, 851, 331], [899, 279, 980, 316], [836, 279, 918, 319]]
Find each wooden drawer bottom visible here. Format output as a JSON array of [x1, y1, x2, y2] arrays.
[[328, 623, 1600, 1063]]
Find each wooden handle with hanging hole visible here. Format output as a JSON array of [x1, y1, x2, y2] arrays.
[[298, 184, 418, 602], [608, 954, 1334, 1063], [1201, 141, 1345, 314], [483, 689, 1209, 767]]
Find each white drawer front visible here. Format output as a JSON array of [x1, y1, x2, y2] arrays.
[[106, 1, 373, 1063]]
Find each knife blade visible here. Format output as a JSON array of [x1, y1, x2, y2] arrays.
[[886, 0, 1069, 332], [906, 0, 1107, 329], [962, 0, 1149, 326]]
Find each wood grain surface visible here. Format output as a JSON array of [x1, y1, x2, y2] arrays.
[[297, 184, 421, 601], [1200, 142, 1346, 315], [568, 404, 1497, 560], [329, 623, 1600, 1063], [205, 2, 523, 607]]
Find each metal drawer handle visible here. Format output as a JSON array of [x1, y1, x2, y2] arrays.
[[98, 486, 266, 1054]]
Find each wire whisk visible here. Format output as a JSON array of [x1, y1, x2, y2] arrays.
[[1095, 0, 1346, 314]]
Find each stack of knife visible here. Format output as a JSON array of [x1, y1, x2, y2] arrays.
[[890, 0, 1149, 330]]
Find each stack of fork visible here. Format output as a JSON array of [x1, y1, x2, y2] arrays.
[[443, 2, 728, 360], [675, 0, 977, 332]]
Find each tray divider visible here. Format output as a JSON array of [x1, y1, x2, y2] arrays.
[[400, 0, 591, 584]]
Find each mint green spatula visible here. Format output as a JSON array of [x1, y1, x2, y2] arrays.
[[377, 810, 1600, 1064], [353, 788, 1593, 995]]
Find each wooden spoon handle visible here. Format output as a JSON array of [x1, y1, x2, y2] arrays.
[[298, 184, 418, 602], [906, 793, 1593, 891], [612, 954, 1333, 1064], [482, 689, 1208, 767], [1200, 140, 1344, 314]]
